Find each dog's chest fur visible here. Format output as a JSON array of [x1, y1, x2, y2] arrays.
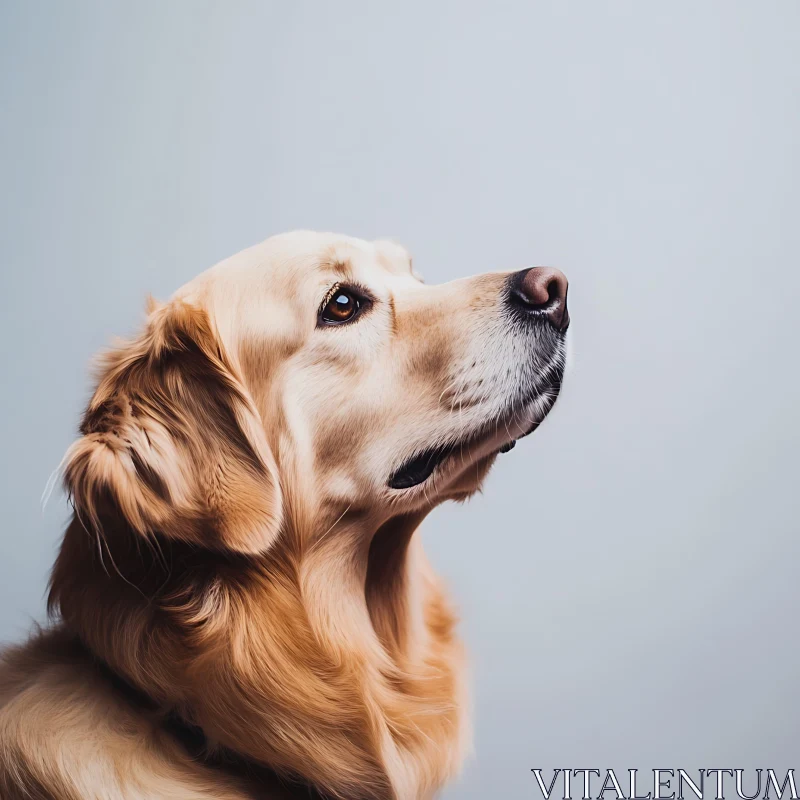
[[1, 525, 469, 800]]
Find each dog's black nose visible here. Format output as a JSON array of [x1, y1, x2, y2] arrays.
[[508, 267, 569, 330]]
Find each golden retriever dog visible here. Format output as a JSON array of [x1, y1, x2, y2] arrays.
[[0, 232, 569, 799]]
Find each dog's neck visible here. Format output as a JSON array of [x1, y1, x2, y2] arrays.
[[50, 509, 468, 800]]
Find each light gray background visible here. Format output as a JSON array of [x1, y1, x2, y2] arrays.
[[1, 3, 799, 798]]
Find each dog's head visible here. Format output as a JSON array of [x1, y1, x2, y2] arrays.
[[52, 231, 569, 798], [63, 231, 569, 555]]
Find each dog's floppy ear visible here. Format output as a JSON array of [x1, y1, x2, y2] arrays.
[[63, 299, 282, 555]]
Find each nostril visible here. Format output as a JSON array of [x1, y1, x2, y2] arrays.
[[515, 268, 567, 308], [507, 267, 570, 330], [545, 277, 561, 306]]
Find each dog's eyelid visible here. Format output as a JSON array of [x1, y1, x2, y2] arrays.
[[319, 283, 342, 311], [318, 281, 375, 310], [316, 282, 376, 327], [350, 281, 376, 304]]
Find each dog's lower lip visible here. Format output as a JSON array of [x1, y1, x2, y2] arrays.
[[390, 434, 518, 489], [521, 417, 543, 438], [388, 443, 455, 489], [388, 374, 562, 489]]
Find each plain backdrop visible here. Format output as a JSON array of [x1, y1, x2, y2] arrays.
[[1, 3, 799, 798]]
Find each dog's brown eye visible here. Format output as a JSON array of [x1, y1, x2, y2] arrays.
[[319, 289, 361, 325]]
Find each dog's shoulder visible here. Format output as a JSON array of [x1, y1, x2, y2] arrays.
[[0, 628, 264, 800]]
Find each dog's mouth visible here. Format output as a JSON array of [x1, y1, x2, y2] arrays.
[[387, 381, 561, 491], [388, 443, 457, 490]]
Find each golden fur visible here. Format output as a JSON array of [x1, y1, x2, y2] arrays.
[[0, 232, 567, 799]]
